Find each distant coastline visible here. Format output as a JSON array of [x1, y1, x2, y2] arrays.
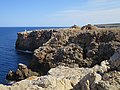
[[95, 23, 120, 28]]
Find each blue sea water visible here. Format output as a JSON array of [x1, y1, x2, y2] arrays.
[[0, 27, 64, 84]]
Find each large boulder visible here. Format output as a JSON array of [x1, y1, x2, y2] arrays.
[[6, 63, 38, 81], [96, 71, 120, 90], [109, 48, 120, 70], [72, 71, 120, 90], [79, 72, 102, 90], [81, 24, 98, 30]]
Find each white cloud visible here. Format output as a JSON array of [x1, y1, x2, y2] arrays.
[[47, 7, 120, 26], [90, 0, 112, 3], [43, 0, 120, 26], [90, 0, 120, 4], [87, 0, 120, 11]]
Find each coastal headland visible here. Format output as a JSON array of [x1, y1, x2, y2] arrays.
[[0, 24, 120, 90]]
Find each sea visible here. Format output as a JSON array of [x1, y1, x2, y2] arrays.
[[0, 27, 64, 84]]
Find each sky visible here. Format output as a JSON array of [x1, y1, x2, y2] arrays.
[[0, 0, 120, 27]]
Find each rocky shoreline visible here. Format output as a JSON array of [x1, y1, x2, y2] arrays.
[[0, 25, 120, 90]]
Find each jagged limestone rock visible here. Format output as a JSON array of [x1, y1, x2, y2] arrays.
[[3, 28, 119, 90], [70, 25, 81, 29], [96, 71, 120, 90], [81, 24, 98, 30], [30, 29, 120, 74], [109, 48, 120, 70], [1, 58, 120, 90], [6, 63, 39, 81], [16, 30, 53, 51]]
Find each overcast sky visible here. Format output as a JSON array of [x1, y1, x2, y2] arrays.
[[0, 0, 120, 27]]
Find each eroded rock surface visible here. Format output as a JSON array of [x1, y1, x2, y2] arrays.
[[3, 28, 120, 90], [109, 47, 120, 71], [96, 71, 120, 90], [6, 63, 39, 81], [1, 59, 120, 90], [81, 24, 98, 30], [16, 30, 53, 51], [31, 29, 120, 74]]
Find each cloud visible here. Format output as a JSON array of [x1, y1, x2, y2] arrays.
[[47, 7, 120, 25], [90, 0, 112, 3], [90, 0, 120, 4], [87, 0, 120, 11], [44, 0, 120, 26]]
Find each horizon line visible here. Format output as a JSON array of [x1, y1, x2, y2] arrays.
[[0, 22, 120, 27]]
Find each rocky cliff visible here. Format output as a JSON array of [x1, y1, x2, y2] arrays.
[[16, 30, 53, 51], [4, 27, 120, 90], [1, 52, 120, 90], [30, 28, 120, 74]]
